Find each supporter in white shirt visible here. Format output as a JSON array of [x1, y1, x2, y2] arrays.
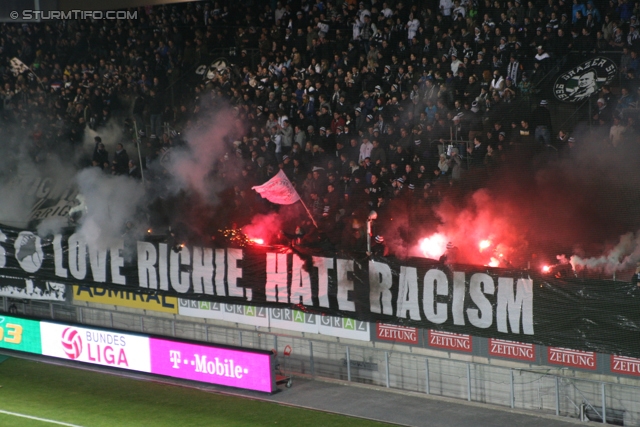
[[490, 70, 505, 96], [406, 13, 420, 41], [440, 0, 454, 16], [450, 54, 463, 74], [359, 137, 374, 162], [381, 2, 394, 18], [357, 3, 371, 24], [352, 17, 361, 41], [274, 1, 286, 22], [452, 0, 466, 17]]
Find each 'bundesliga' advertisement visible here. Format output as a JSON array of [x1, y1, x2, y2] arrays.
[[0, 317, 276, 393], [39, 322, 152, 372]]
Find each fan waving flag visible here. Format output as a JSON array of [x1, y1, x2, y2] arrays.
[[10, 57, 30, 77], [252, 170, 300, 205]]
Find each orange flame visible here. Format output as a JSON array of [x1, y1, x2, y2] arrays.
[[479, 240, 491, 252]]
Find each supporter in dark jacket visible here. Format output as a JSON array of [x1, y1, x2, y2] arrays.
[[112, 143, 130, 175]]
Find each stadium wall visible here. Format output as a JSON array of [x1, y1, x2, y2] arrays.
[[8, 287, 638, 424]]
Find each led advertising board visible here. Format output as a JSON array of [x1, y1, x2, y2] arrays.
[[36, 321, 275, 392], [150, 338, 275, 393], [0, 315, 42, 354], [40, 322, 152, 372]]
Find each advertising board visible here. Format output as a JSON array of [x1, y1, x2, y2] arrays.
[[74, 285, 178, 314], [269, 308, 318, 333], [317, 315, 370, 341], [40, 322, 151, 372], [177, 299, 269, 327], [376, 323, 419, 345], [488, 338, 536, 362], [427, 330, 472, 352], [611, 355, 640, 376], [547, 347, 596, 370], [149, 338, 274, 393], [34, 320, 274, 392], [180, 301, 369, 341], [0, 315, 42, 354]]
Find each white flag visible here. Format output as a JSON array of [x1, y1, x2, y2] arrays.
[[10, 57, 29, 77], [252, 169, 300, 205]]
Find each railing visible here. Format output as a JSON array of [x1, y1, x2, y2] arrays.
[[9, 298, 640, 425]]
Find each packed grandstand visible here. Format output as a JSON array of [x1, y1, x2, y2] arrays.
[[0, 0, 639, 279]]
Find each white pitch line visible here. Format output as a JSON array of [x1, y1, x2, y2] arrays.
[[0, 409, 85, 427]]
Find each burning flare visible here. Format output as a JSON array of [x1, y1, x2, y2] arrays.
[[479, 240, 491, 252], [419, 233, 448, 259]]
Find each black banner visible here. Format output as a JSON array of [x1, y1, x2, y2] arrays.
[[553, 56, 618, 102], [0, 225, 638, 358]]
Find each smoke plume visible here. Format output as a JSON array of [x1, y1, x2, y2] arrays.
[[74, 168, 146, 250], [167, 107, 242, 198], [570, 231, 640, 275]]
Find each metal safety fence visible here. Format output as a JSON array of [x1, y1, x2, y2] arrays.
[[9, 298, 640, 425]]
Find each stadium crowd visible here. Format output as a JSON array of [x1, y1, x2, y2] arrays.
[[1, 0, 640, 251]]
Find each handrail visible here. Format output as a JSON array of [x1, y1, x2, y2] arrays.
[[529, 58, 564, 93], [557, 96, 591, 131]]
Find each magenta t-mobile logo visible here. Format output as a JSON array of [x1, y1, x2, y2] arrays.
[[194, 355, 248, 378], [169, 350, 181, 368]]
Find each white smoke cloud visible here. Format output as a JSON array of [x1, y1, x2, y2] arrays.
[[36, 217, 69, 237], [570, 231, 640, 274], [0, 132, 78, 229], [0, 87, 248, 266], [0, 173, 39, 228], [83, 120, 126, 166], [74, 168, 146, 250]]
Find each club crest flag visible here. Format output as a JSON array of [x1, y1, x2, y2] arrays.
[[10, 57, 29, 77], [252, 169, 300, 205]]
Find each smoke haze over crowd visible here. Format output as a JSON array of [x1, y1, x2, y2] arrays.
[[1, 100, 639, 280]]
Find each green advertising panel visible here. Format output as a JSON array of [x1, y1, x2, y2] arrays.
[[0, 316, 42, 354]]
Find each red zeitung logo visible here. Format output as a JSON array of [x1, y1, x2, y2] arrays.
[[61, 327, 83, 359]]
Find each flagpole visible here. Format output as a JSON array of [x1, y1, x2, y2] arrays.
[[298, 198, 318, 229], [133, 121, 146, 185], [27, 65, 44, 90]]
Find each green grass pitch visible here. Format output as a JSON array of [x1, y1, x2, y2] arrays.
[[0, 357, 391, 427]]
